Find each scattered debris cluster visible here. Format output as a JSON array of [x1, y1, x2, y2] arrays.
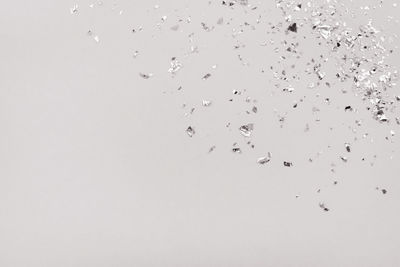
[[71, 0, 399, 212]]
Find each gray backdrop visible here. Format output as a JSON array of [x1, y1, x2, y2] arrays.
[[1, 0, 400, 266]]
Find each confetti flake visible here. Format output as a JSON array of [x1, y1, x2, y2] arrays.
[[232, 147, 242, 153], [344, 143, 351, 152], [283, 161, 293, 167], [287, 23, 297, 33], [317, 25, 332, 39], [202, 73, 212, 80], [283, 86, 294, 93], [168, 57, 182, 75], [202, 100, 212, 107], [319, 203, 330, 212], [239, 123, 254, 137], [70, 4, 78, 14], [208, 145, 216, 153], [257, 153, 271, 165], [139, 73, 153, 79], [186, 126, 195, 137]]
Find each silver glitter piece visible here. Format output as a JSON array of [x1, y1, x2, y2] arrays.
[[70, 4, 78, 14], [345, 143, 351, 152], [283, 161, 293, 167], [239, 123, 254, 137], [202, 73, 212, 80], [202, 100, 212, 107], [139, 73, 153, 79], [257, 153, 272, 165], [186, 126, 195, 137], [232, 147, 242, 153], [319, 202, 329, 211], [168, 57, 182, 75]]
